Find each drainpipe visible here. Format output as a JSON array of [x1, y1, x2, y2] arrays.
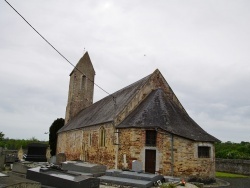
[[171, 134, 174, 177], [115, 129, 119, 169]]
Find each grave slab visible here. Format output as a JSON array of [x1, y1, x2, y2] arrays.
[[27, 166, 100, 188], [62, 161, 106, 177], [0, 172, 41, 188], [99, 176, 152, 188]]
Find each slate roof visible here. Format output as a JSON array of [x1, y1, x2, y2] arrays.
[[117, 89, 219, 142], [58, 70, 219, 142], [58, 74, 151, 133]]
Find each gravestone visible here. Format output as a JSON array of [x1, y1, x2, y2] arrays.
[[132, 160, 143, 172], [24, 143, 47, 162], [5, 150, 18, 164], [49, 156, 56, 164], [56, 153, 66, 164]]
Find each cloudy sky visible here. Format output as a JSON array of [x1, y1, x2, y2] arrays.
[[0, 0, 249, 142]]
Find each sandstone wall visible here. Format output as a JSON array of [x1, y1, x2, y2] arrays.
[[118, 128, 215, 178], [57, 123, 116, 169], [65, 53, 95, 124], [173, 137, 215, 178], [216, 159, 250, 175]]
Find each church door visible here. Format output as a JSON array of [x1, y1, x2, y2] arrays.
[[145, 149, 156, 173]]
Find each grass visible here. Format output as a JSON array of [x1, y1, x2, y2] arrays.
[[216, 171, 249, 178]]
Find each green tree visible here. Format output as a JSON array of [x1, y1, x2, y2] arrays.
[[0, 132, 4, 141], [49, 118, 64, 156], [215, 141, 250, 159]]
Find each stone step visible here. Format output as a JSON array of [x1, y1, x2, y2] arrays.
[[99, 175, 152, 188]]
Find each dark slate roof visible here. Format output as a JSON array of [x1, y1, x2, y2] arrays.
[[117, 89, 220, 142], [58, 74, 151, 133]]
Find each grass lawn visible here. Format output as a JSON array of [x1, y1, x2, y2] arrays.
[[216, 171, 249, 178]]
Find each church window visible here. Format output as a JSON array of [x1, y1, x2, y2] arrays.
[[99, 127, 106, 147], [198, 146, 210, 158], [89, 132, 92, 146], [146, 130, 157, 146], [80, 75, 87, 90]]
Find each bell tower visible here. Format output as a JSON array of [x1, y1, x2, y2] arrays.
[[65, 52, 95, 124]]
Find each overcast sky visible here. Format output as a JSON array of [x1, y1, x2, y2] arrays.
[[0, 0, 249, 142]]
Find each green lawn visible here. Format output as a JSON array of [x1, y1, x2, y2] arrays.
[[216, 171, 249, 178]]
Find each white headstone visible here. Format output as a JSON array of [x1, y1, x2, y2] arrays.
[[50, 156, 57, 164], [132, 160, 143, 172]]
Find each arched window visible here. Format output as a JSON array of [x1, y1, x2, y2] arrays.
[[80, 75, 87, 90], [89, 132, 92, 146], [99, 127, 106, 147]]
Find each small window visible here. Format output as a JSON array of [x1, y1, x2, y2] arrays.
[[99, 127, 106, 147], [198, 146, 210, 158], [89, 133, 92, 146], [146, 130, 157, 146], [80, 75, 87, 90]]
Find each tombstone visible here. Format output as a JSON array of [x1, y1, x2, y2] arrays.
[[11, 161, 32, 177], [56, 153, 66, 164], [5, 150, 18, 164], [132, 160, 143, 172], [24, 143, 47, 162], [49, 156, 56, 164]]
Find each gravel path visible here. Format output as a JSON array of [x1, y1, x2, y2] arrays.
[[216, 178, 250, 188]]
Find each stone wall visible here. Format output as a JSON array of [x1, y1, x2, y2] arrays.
[[216, 159, 250, 175], [118, 128, 216, 178], [57, 123, 116, 169], [173, 137, 215, 178], [65, 53, 95, 124]]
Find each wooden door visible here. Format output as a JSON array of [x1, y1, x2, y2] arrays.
[[145, 149, 156, 173]]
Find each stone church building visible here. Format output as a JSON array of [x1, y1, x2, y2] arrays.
[[57, 52, 219, 179]]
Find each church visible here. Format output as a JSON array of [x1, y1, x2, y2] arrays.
[[57, 52, 219, 179]]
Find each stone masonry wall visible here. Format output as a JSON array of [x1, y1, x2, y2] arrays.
[[216, 159, 250, 175], [65, 53, 95, 124], [57, 123, 116, 169], [173, 136, 215, 178], [118, 128, 215, 178]]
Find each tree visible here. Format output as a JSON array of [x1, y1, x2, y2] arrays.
[[49, 118, 65, 156], [0, 132, 4, 141]]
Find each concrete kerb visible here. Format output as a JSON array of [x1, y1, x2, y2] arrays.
[[203, 178, 230, 187]]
